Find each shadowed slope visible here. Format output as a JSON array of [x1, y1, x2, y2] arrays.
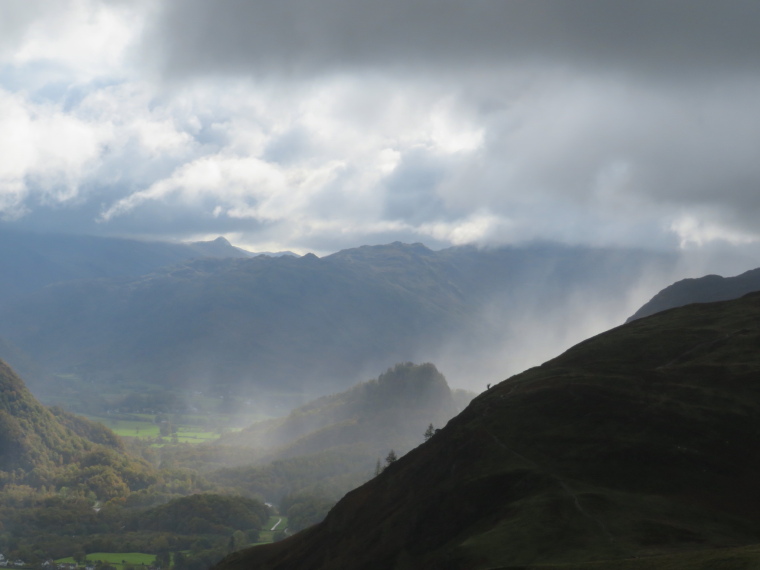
[[217, 293, 760, 570]]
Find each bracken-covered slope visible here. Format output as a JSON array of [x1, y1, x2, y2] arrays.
[[627, 266, 760, 321], [0, 359, 97, 472], [217, 293, 760, 570], [0, 360, 157, 497]]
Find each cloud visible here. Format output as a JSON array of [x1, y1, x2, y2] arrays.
[[0, 88, 111, 218], [146, 1, 760, 80], [1, 0, 760, 261]]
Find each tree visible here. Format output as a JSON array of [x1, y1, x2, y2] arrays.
[[424, 423, 435, 441], [172, 552, 186, 570], [385, 450, 397, 466], [155, 553, 171, 569], [374, 459, 382, 476], [72, 551, 86, 567]]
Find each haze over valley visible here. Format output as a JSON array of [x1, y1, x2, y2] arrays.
[[3, 1, 760, 569]]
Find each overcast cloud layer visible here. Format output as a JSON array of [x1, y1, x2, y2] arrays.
[[2, 0, 760, 258]]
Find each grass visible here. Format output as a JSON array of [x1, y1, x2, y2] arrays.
[[83, 415, 244, 445], [56, 553, 156, 569], [533, 542, 760, 569]]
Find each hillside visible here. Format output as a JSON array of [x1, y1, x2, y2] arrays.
[[220, 362, 460, 459], [0, 229, 251, 304], [202, 363, 468, 508], [217, 293, 760, 570], [0, 241, 674, 407], [0, 359, 93, 473], [0, 359, 156, 496], [627, 266, 760, 321]]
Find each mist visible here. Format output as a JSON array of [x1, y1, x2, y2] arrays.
[[428, 240, 760, 392]]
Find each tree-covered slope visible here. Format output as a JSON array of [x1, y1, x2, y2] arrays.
[[220, 362, 459, 458], [217, 293, 760, 570], [0, 360, 157, 496], [204, 363, 468, 508], [0, 359, 96, 473], [133, 493, 269, 536], [628, 266, 760, 321]]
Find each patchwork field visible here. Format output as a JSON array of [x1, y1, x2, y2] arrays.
[[84, 414, 248, 445]]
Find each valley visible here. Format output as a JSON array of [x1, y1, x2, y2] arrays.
[[0, 356, 464, 570], [2, 231, 760, 570], [3, 3, 759, 568]]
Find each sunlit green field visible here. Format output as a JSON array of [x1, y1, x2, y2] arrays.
[[254, 516, 289, 544], [84, 415, 244, 445]]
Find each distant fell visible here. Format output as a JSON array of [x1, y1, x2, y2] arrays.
[[218, 293, 760, 570], [187, 236, 252, 258], [0, 229, 253, 303], [206, 363, 470, 524], [220, 362, 463, 460], [628, 266, 760, 321], [0, 241, 674, 404]]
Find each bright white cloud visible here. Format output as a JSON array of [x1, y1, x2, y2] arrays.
[[0, 0, 759, 260], [0, 88, 110, 218], [670, 213, 760, 249]]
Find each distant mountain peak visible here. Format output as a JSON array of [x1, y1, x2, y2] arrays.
[[628, 266, 760, 321], [187, 236, 251, 258]]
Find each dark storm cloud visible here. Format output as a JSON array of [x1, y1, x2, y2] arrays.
[[148, 1, 760, 79]]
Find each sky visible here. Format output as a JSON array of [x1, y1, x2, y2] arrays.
[[2, 1, 760, 258]]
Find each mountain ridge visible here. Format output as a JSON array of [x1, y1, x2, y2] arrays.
[[0, 229, 253, 304], [627, 266, 760, 321], [0, 241, 675, 407]]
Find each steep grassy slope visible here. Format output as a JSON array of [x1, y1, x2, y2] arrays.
[[628, 266, 760, 321], [217, 293, 760, 570]]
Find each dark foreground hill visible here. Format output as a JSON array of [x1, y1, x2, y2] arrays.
[[217, 293, 760, 570], [0, 241, 673, 406], [628, 266, 760, 321]]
